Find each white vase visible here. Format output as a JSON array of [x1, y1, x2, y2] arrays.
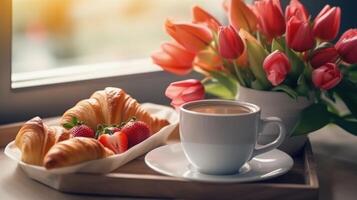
[[237, 86, 313, 155]]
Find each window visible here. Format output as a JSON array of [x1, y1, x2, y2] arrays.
[[11, 0, 224, 88], [1, 0, 226, 124]]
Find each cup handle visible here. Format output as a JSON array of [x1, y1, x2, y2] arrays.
[[252, 117, 286, 157]]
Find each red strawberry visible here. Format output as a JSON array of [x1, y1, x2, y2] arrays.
[[70, 125, 95, 138], [121, 121, 150, 148], [98, 131, 128, 154]]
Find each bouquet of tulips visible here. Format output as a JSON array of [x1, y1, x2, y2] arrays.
[[151, 0, 357, 136]]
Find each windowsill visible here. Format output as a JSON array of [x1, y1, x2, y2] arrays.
[[11, 58, 161, 89]]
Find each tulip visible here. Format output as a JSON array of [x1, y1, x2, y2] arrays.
[[263, 50, 291, 86], [192, 6, 221, 32], [165, 20, 213, 53], [285, 0, 309, 21], [151, 42, 195, 75], [228, 0, 258, 33], [218, 25, 245, 59], [313, 5, 341, 41], [193, 47, 223, 72], [312, 63, 342, 90], [335, 29, 357, 64], [286, 16, 314, 52], [254, 0, 285, 40], [165, 79, 205, 109], [309, 45, 339, 68]]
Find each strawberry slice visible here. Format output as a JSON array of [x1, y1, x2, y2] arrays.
[[98, 131, 128, 154], [121, 120, 150, 148]]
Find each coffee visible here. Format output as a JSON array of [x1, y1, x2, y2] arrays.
[[188, 104, 251, 114]]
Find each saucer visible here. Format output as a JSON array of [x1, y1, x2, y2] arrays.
[[145, 143, 293, 183]]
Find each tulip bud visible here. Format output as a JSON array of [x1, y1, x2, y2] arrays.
[[151, 42, 195, 75], [335, 29, 357, 64], [309, 43, 339, 68], [192, 6, 221, 32], [313, 5, 341, 41], [263, 50, 291, 86], [218, 25, 245, 59], [165, 20, 213, 53], [286, 16, 314, 52], [165, 79, 205, 109], [312, 63, 342, 90], [285, 0, 309, 21], [228, 0, 258, 33], [254, 0, 286, 40]]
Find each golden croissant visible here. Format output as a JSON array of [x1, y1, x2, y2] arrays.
[[44, 137, 114, 169], [61, 87, 169, 133], [15, 117, 71, 165]]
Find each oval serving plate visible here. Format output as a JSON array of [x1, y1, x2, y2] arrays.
[[4, 103, 178, 175]]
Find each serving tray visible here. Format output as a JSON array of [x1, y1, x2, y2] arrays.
[[32, 137, 318, 200]]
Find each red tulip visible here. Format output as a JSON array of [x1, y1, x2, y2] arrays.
[[263, 50, 291, 86], [286, 16, 314, 52], [192, 6, 221, 32], [313, 5, 341, 41], [335, 29, 357, 64], [310, 45, 339, 68], [218, 25, 245, 59], [285, 0, 309, 21], [151, 42, 195, 75], [254, 0, 286, 40], [312, 63, 342, 90], [165, 79, 205, 109], [165, 20, 213, 53]]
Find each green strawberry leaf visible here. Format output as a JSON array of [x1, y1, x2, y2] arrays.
[[62, 123, 74, 130]]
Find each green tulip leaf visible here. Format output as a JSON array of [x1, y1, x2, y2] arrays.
[[271, 38, 285, 52], [334, 79, 357, 118], [206, 71, 238, 99], [333, 116, 357, 136], [245, 37, 271, 89], [292, 103, 331, 136], [285, 48, 305, 80], [296, 73, 310, 97], [272, 84, 298, 99], [204, 81, 235, 100], [346, 64, 357, 83]]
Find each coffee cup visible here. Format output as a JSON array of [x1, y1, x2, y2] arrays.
[[179, 99, 286, 175]]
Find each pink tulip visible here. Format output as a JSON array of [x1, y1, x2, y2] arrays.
[[285, 0, 309, 21], [312, 63, 342, 90], [165, 79, 205, 109], [310, 46, 339, 68], [335, 29, 357, 64], [151, 42, 195, 75], [254, 0, 286, 40], [263, 50, 291, 86], [313, 5, 341, 41], [218, 25, 245, 59], [286, 16, 314, 52]]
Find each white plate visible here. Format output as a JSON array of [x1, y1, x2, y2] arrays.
[[145, 143, 294, 183], [4, 103, 178, 175]]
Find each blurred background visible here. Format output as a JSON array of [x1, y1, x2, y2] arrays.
[[12, 0, 356, 73]]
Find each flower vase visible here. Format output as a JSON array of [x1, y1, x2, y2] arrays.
[[237, 86, 313, 156]]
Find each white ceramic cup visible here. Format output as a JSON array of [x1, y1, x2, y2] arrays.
[[180, 99, 286, 175]]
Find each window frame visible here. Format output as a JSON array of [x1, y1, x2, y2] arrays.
[[0, 0, 199, 124]]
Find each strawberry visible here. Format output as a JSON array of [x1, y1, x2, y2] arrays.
[[98, 131, 128, 154], [70, 125, 95, 138], [95, 125, 121, 138], [121, 120, 150, 148]]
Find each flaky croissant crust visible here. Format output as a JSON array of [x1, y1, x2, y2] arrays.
[[15, 117, 70, 166], [61, 87, 169, 133], [44, 137, 114, 169]]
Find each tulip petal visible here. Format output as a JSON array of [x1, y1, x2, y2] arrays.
[[228, 0, 258, 33]]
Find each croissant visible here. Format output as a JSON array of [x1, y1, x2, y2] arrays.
[[43, 137, 114, 169], [15, 117, 71, 165], [61, 87, 169, 133]]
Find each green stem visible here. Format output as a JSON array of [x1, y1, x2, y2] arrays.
[[233, 61, 246, 87]]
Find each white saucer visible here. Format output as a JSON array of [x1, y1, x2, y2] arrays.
[[145, 143, 293, 183]]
